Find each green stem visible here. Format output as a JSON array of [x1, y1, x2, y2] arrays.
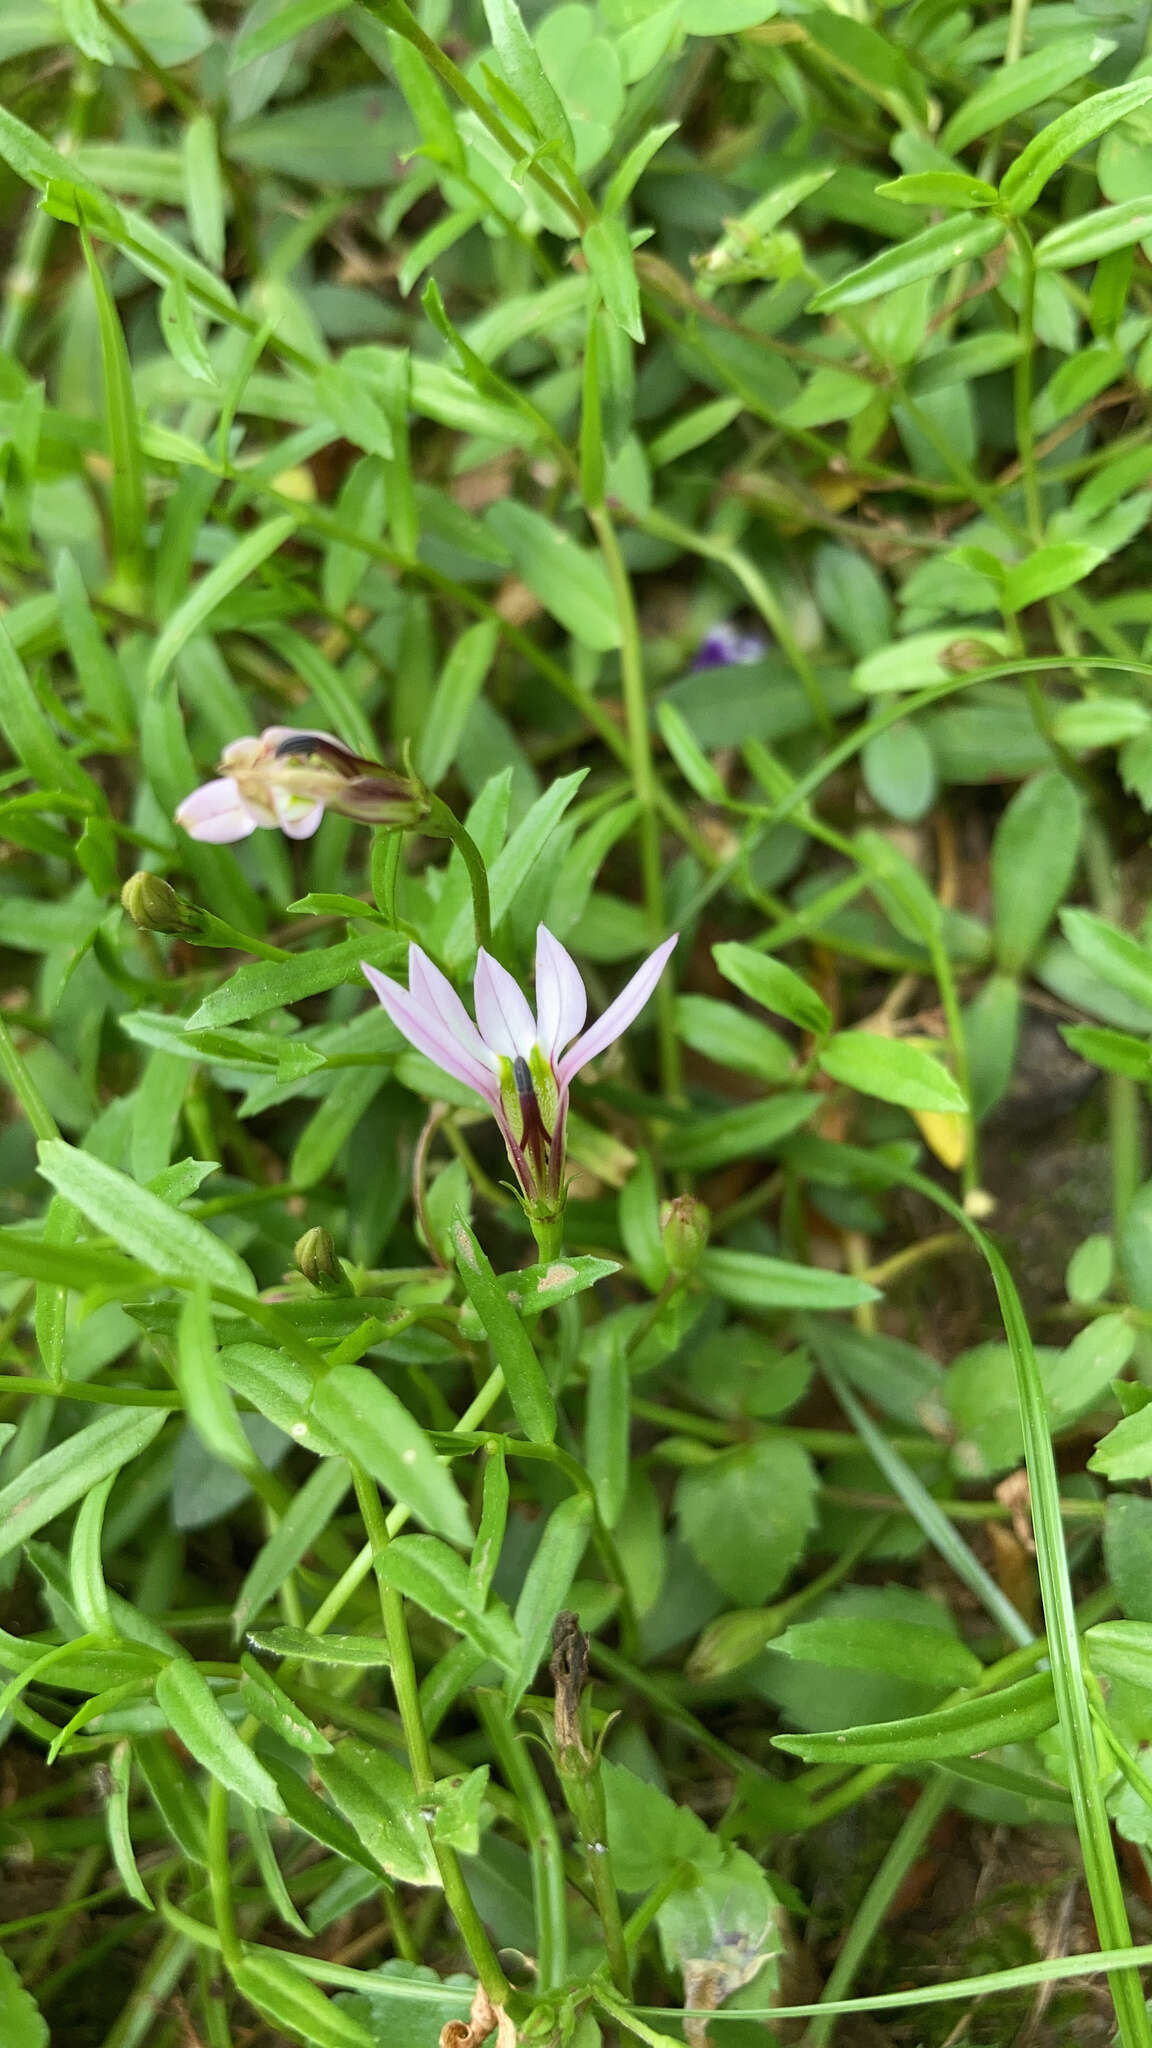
[[425, 793, 492, 952], [207, 1779, 241, 1974], [587, 503, 679, 1099], [476, 1693, 569, 1991], [352, 1465, 510, 2006]]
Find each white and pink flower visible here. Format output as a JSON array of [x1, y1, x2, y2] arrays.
[[363, 926, 677, 1214], [176, 728, 422, 843]]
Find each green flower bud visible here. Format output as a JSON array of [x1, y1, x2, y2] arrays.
[[121, 871, 203, 936], [659, 1194, 710, 1278], [294, 1226, 349, 1294]]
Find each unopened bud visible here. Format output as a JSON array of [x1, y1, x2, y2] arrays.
[[686, 1606, 783, 1683], [659, 1195, 710, 1278], [294, 1226, 349, 1294], [121, 871, 203, 936]]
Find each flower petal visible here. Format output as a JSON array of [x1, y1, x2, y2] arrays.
[[534, 925, 586, 1060], [409, 947, 499, 1076], [362, 960, 500, 1107], [558, 934, 678, 1084], [271, 787, 326, 839], [174, 778, 259, 843], [474, 949, 539, 1062]]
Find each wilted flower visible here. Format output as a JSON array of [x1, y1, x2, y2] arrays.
[[363, 925, 677, 1225], [175, 727, 424, 843], [693, 622, 768, 670]]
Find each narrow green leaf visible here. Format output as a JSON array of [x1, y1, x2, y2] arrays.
[[311, 1366, 472, 1543], [940, 33, 1114, 154], [178, 1285, 258, 1470], [484, 503, 621, 651], [233, 1951, 376, 2048], [159, 272, 218, 385], [713, 940, 832, 1035], [809, 216, 1004, 312], [697, 1247, 880, 1311], [773, 1670, 1057, 1763], [507, 1492, 594, 1706], [37, 1139, 257, 1297], [377, 1535, 522, 1671], [245, 1626, 390, 1667], [1002, 542, 1104, 611], [481, 0, 575, 156], [0, 1407, 167, 1566], [80, 226, 146, 595], [238, 1655, 333, 1755], [314, 1739, 439, 1884], [451, 1218, 556, 1443], [187, 936, 405, 1031], [819, 1031, 967, 1113], [1036, 195, 1152, 269], [1000, 78, 1152, 216], [583, 216, 644, 342], [105, 1743, 153, 1912], [154, 1659, 285, 1813], [234, 1459, 351, 1634], [69, 1474, 115, 1635], [469, 1443, 508, 1607], [146, 514, 297, 689], [992, 771, 1083, 973], [0, 616, 100, 803], [1060, 908, 1152, 1013], [182, 112, 225, 271]]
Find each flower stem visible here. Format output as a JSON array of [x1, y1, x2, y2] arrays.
[[351, 1464, 510, 2006], [425, 793, 492, 952]]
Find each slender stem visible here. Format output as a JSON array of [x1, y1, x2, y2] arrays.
[[207, 1780, 241, 1974], [476, 1693, 569, 1991], [425, 794, 492, 951], [351, 1465, 510, 2005], [587, 504, 679, 1099]]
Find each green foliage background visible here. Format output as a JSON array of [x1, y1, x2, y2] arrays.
[[7, 0, 1152, 2043]]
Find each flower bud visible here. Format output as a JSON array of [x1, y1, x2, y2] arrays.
[[294, 1227, 349, 1294], [659, 1194, 710, 1279], [121, 872, 203, 936], [686, 1607, 783, 1683]]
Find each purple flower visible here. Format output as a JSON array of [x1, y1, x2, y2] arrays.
[[363, 926, 677, 1215], [175, 728, 423, 843], [693, 622, 768, 671]]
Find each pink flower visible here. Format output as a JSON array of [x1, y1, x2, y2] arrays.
[[363, 926, 677, 1213], [175, 728, 423, 843]]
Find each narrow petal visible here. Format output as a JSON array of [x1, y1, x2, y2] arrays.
[[474, 949, 539, 1061], [408, 947, 500, 1075], [558, 934, 678, 1084], [271, 787, 326, 839], [535, 925, 586, 1060], [362, 960, 501, 1107], [175, 778, 259, 844], [262, 725, 357, 755]]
